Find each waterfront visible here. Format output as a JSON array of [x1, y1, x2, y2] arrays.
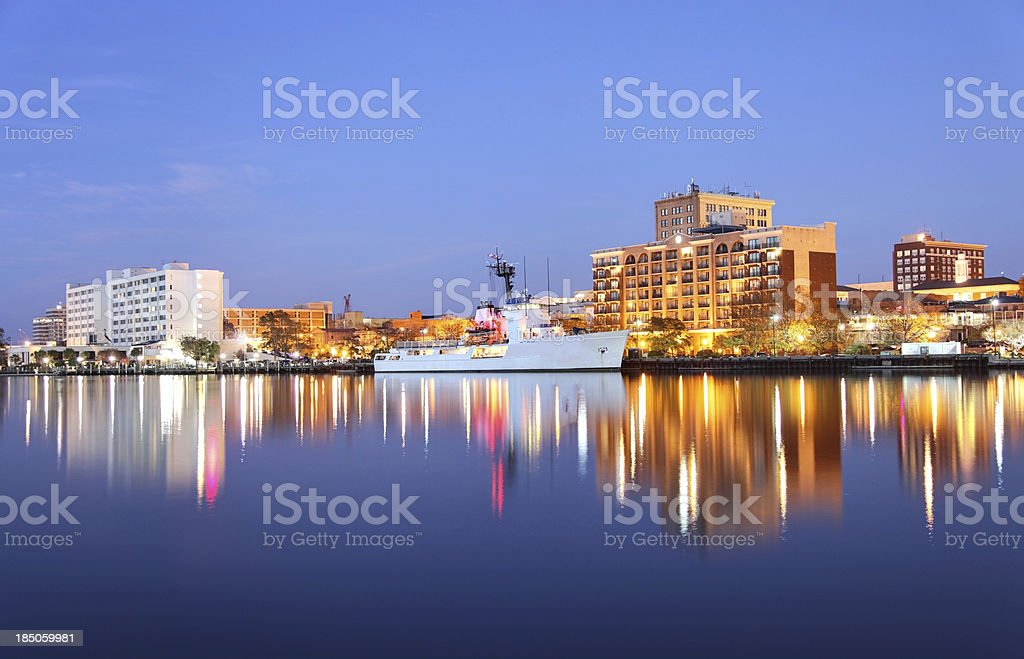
[[1, 372, 1023, 655]]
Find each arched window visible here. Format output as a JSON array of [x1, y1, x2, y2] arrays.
[[625, 255, 636, 265], [715, 244, 728, 254], [732, 241, 744, 252], [637, 254, 648, 263]]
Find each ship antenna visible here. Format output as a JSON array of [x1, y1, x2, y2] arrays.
[[546, 257, 552, 313], [487, 250, 516, 299], [522, 255, 527, 296]]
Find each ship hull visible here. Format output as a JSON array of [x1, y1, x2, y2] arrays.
[[372, 330, 630, 373]]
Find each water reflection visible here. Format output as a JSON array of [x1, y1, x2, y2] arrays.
[[1, 372, 1022, 538]]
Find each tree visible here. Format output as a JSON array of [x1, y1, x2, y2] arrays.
[[806, 314, 850, 354], [258, 310, 306, 355], [644, 317, 690, 356], [179, 336, 219, 371], [718, 332, 749, 355], [63, 348, 77, 365], [985, 319, 1024, 356], [877, 313, 935, 345], [376, 321, 399, 351], [784, 319, 816, 355], [730, 315, 774, 355], [0, 327, 7, 367], [431, 316, 471, 340]]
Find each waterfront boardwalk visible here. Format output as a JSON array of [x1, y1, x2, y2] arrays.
[[623, 354, 997, 374], [1, 360, 376, 377]]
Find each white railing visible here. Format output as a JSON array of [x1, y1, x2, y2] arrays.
[[395, 339, 461, 349]]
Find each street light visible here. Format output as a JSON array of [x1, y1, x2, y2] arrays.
[[992, 298, 1001, 353], [770, 314, 781, 356]]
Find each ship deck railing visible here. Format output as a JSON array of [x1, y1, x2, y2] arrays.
[[395, 339, 462, 349]]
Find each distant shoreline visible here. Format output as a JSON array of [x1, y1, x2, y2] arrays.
[[2, 354, 1022, 377]]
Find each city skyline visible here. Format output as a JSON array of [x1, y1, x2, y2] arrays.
[[4, 1, 1024, 334]]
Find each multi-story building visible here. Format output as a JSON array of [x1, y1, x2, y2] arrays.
[[31, 304, 67, 345], [65, 262, 224, 347], [592, 222, 837, 336], [892, 232, 984, 292], [65, 281, 107, 346], [654, 182, 775, 241], [223, 303, 330, 349]]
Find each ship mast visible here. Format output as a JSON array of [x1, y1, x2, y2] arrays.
[[487, 251, 516, 299]]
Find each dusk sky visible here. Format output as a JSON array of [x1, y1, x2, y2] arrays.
[[2, 0, 1023, 336]]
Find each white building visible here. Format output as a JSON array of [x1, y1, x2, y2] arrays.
[[32, 304, 67, 345], [65, 262, 224, 348]]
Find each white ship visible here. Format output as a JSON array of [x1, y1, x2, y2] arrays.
[[373, 254, 630, 373]]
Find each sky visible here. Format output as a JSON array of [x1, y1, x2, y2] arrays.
[[2, 0, 1023, 337]]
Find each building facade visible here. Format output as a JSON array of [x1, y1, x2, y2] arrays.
[[654, 182, 775, 241], [912, 276, 1018, 302], [32, 304, 67, 345], [65, 262, 224, 347], [224, 304, 330, 349], [592, 222, 837, 335], [892, 232, 985, 292]]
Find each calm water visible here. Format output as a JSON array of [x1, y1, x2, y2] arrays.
[[0, 372, 1022, 657]]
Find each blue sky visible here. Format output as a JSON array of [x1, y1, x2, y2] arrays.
[[2, 0, 1023, 336]]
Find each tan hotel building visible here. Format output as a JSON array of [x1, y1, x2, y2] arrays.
[[223, 302, 332, 349], [592, 222, 837, 334], [654, 183, 775, 241]]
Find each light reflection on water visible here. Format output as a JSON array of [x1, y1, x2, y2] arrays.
[[1, 371, 1020, 541]]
